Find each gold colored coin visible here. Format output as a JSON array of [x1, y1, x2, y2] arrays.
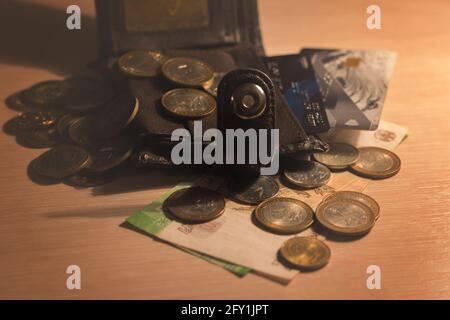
[[164, 187, 225, 223], [32, 145, 91, 179], [255, 197, 314, 234], [161, 88, 216, 118], [162, 57, 214, 87], [313, 142, 359, 170], [350, 147, 401, 179], [280, 237, 330, 270], [323, 191, 381, 220], [118, 50, 166, 77], [316, 198, 376, 236]]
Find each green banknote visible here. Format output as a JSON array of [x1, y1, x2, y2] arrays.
[[126, 183, 251, 277]]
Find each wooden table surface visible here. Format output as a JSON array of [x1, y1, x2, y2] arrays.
[[0, 0, 449, 299]]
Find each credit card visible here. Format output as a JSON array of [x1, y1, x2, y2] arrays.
[[300, 48, 397, 130], [265, 54, 330, 134]]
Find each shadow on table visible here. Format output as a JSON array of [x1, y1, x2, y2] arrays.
[[0, 0, 97, 76], [90, 164, 201, 196], [45, 205, 144, 219], [311, 222, 369, 242]]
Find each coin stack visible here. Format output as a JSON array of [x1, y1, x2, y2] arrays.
[[118, 50, 224, 119], [4, 77, 139, 187]]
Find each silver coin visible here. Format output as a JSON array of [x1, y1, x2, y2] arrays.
[[255, 197, 314, 234], [313, 142, 359, 170], [228, 175, 279, 205], [316, 198, 376, 236], [350, 147, 401, 179], [118, 50, 167, 77], [161, 88, 216, 118], [283, 160, 331, 188], [323, 191, 380, 220], [162, 57, 214, 87]]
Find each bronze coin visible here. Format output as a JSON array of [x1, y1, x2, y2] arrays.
[[280, 237, 330, 270], [164, 187, 225, 223]]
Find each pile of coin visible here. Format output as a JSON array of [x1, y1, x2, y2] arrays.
[[272, 143, 399, 270], [5, 50, 225, 188], [312, 142, 401, 179], [159, 141, 401, 271], [3, 49, 402, 275], [118, 50, 224, 119], [4, 77, 138, 187]]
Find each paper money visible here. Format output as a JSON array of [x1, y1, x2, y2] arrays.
[[319, 120, 408, 151], [127, 121, 408, 282], [126, 182, 251, 277]]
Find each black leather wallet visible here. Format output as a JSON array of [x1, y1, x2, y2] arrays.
[[94, 0, 328, 167]]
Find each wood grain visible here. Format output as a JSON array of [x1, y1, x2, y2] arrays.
[[0, 0, 449, 299]]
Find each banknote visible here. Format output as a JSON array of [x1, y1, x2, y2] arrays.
[[126, 121, 408, 282], [319, 120, 408, 151], [126, 182, 251, 277]]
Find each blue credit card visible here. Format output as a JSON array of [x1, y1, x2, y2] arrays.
[[265, 53, 330, 134]]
